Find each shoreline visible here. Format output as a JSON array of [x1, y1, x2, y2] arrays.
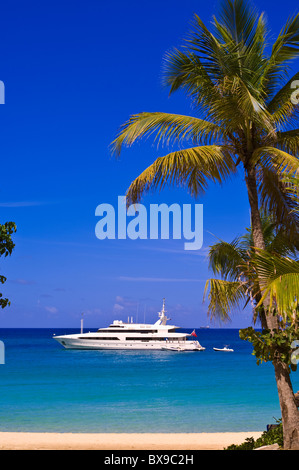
[[0, 431, 263, 450]]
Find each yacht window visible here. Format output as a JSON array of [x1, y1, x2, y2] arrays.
[[125, 337, 177, 341], [97, 329, 158, 333], [123, 329, 158, 333], [79, 337, 119, 341]]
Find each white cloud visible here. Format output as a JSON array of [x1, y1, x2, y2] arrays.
[[45, 306, 58, 314], [112, 295, 139, 315], [113, 303, 125, 312]]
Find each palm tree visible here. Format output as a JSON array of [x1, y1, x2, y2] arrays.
[[205, 219, 299, 449], [111, 0, 299, 448], [253, 249, 299, 324], [205, 214, 297, 327]]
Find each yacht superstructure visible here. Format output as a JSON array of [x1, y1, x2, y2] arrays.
[[53, 299, 205, 351]]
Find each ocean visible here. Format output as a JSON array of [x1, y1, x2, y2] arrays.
[[0, 328, 298, 433]]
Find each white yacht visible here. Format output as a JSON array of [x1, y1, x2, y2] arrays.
[[53, 299, 205, 352]]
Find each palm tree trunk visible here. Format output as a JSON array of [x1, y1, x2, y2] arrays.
[[274, 360, 299, 449], [245, 166, 277, 330], [245, 168, 266, 248], [245, 165, 299, 450]]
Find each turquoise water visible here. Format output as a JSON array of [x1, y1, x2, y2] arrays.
[[0, 328, 298, 433]]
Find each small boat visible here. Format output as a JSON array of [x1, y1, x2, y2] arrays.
[[213, 345, 234, 352]]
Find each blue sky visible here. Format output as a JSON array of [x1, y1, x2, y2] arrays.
[[0, 0, 298, 329]]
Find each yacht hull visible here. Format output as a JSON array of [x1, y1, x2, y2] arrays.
[[54, 336, 204, 351]]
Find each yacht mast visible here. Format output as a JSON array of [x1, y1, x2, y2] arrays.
[[158, 298, 170, 325], [81, 313, 84, 334]]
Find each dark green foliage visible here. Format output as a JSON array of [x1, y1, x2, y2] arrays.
[[225, 437, 256, 450], [239, 326, 299, 372], [225, 421, 283, 450], [0, 222, 16, 257], [0, 222, 17, 308]]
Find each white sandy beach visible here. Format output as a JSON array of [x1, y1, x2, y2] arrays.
[[0, 432, 263, 450]]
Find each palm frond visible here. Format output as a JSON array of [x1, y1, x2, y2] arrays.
[[266, 228, 298, 257], [254, 250, 299, 320], [162, 4, 270, 129], [270, 13, 299, 65], [204, 278, 247, 323], [208, 237, 247, 281], [187, 13, 232, 79], [276, 129, 299, 155], [230, 76, 273, 131], [253, 146, 299, 175], [266, 71, 299, 127], [241, 211, 297, 255], [216, 0, 260, 47], [257, 166, 299, 244], [260, 14, 299, 101], [125, 145, 236, 204], [111, 112, 222, 157], [206, 210, 298, 325], [282, 175, 299, 214], [162, 49, 217, 103]]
